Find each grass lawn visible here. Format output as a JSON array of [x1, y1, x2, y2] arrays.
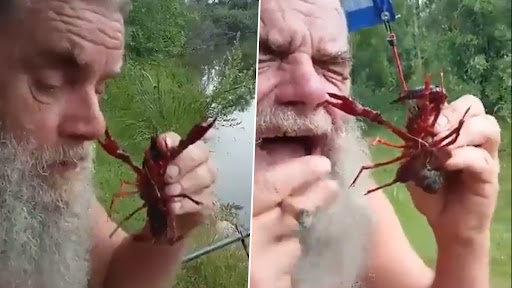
[[92, 59, 249, 287], [364, 121, 511, 288]]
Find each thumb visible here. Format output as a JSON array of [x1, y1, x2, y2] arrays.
[[407, 182, 441, 219]]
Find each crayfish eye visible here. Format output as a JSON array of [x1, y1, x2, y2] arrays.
[[149, 146, 162, 160]]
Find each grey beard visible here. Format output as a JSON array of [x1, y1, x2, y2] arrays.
[[0, 135, 95, 288], [292, 119, 375, 288]]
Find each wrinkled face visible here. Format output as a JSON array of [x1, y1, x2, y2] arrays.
[[256, 0, 352, 166], [0, 1, 125, 287], [0, 0, 124, 173], [256, 1, 374, 288]]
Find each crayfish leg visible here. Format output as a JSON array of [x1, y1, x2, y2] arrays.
[[164, 193, 203, 206], [108, 181, 139, 218], [439, 70, 445, 92], [166, 216, 178, 245], [350, 154, 408, 188], [364, 179, 400, 196], [432, 106, 471, 148], [167, 235, 184, 246], [327, 93, 422, 145], [109, 203, 147, 239], [371, 137, 406, 149]]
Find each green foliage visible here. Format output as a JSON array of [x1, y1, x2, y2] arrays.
[[125, 0, 197, 59], [351, 0, 511, 121], [94, 1, 255, 287], [351, 1, 511, 284], [175, 226, 249, 288], [102, 58, 208, 144], [364, 123, 512, 287], [206, 37, 256, 120]]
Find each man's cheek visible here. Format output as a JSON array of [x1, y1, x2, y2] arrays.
[[257, 71, 279, 100]]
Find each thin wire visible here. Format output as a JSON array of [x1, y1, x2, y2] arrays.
[[382, 18, 408, 94]]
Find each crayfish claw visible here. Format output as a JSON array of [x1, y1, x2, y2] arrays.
[[104, 128, 113, 139]]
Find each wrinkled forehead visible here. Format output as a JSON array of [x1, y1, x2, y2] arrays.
[[6, 0, 125, 65], [259, 0, 349, 56]]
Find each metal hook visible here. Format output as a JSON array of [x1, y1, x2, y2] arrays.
[[381, 11, 390, 21]]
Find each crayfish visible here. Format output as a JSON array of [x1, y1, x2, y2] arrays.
[[97, 118, 216, 245], [325, 72, 470, 195]]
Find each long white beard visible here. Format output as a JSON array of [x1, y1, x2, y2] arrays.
[[292, 119, 375, 288], [257, 106, 375, 288], [0, 134, 95, 288]]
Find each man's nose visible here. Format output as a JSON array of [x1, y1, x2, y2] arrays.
[[274, 54, 327, 109], [59, 88, 106, 142]]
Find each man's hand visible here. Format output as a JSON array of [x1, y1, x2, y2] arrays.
[[251, 154, 338, 288], [156, 131, 217, 238], [408, 94, 501, 241]]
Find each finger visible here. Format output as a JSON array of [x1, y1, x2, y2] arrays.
[[435, 114, 501, 159], [157, 132, 181, 152], [285, 179, 339, 214], [165, 161, 216, 198], [435, 94, 485, 133], [165, 140, 210, 183], [252, 156, 332, 216], [443, 146, 499, 183], [407, 181, 442, 217], [252, 207, 300, 242]]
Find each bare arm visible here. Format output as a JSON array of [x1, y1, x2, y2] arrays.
[[89, 199, 187, 288], [430, 227, 490, 288], [361, 190, 434, 288], [361, 187, 490, 288]]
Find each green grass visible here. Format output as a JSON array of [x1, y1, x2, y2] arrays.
[[174, 226, 249, 288], [92, 58, 249, 288], [364, 121, 511, 288]]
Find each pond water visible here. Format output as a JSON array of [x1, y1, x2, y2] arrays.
[[207, 100, 255, 229], [189, 38, 256, 233]]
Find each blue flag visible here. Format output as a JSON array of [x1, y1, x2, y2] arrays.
[[343, 0, 397, 32]]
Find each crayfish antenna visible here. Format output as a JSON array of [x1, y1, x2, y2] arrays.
[[439, 70, 445, 91]]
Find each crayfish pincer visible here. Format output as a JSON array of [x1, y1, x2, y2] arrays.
[[325, 73, 470, 195], [97, 117, 217, 245]]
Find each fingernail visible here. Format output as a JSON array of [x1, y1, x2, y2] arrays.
[[166, 183, 182, 196], [165, 137, 172, 146], [171, 202, 182, 212], [436, 115, 449, 130], [167, 165, 180, 180], [319, 156, 332, 173]]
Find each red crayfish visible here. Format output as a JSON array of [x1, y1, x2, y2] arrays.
[[97, 118, 216, 245], [325, 72, 470, 195], [321, 23, 473, 196]]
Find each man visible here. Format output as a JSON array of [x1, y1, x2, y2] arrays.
[[251, 0, 501, 287], [0, 1, 216, 288]]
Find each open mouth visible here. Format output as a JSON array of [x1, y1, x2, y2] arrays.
[[257, 134, 326, 161], [47, 159, 82, 173]]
